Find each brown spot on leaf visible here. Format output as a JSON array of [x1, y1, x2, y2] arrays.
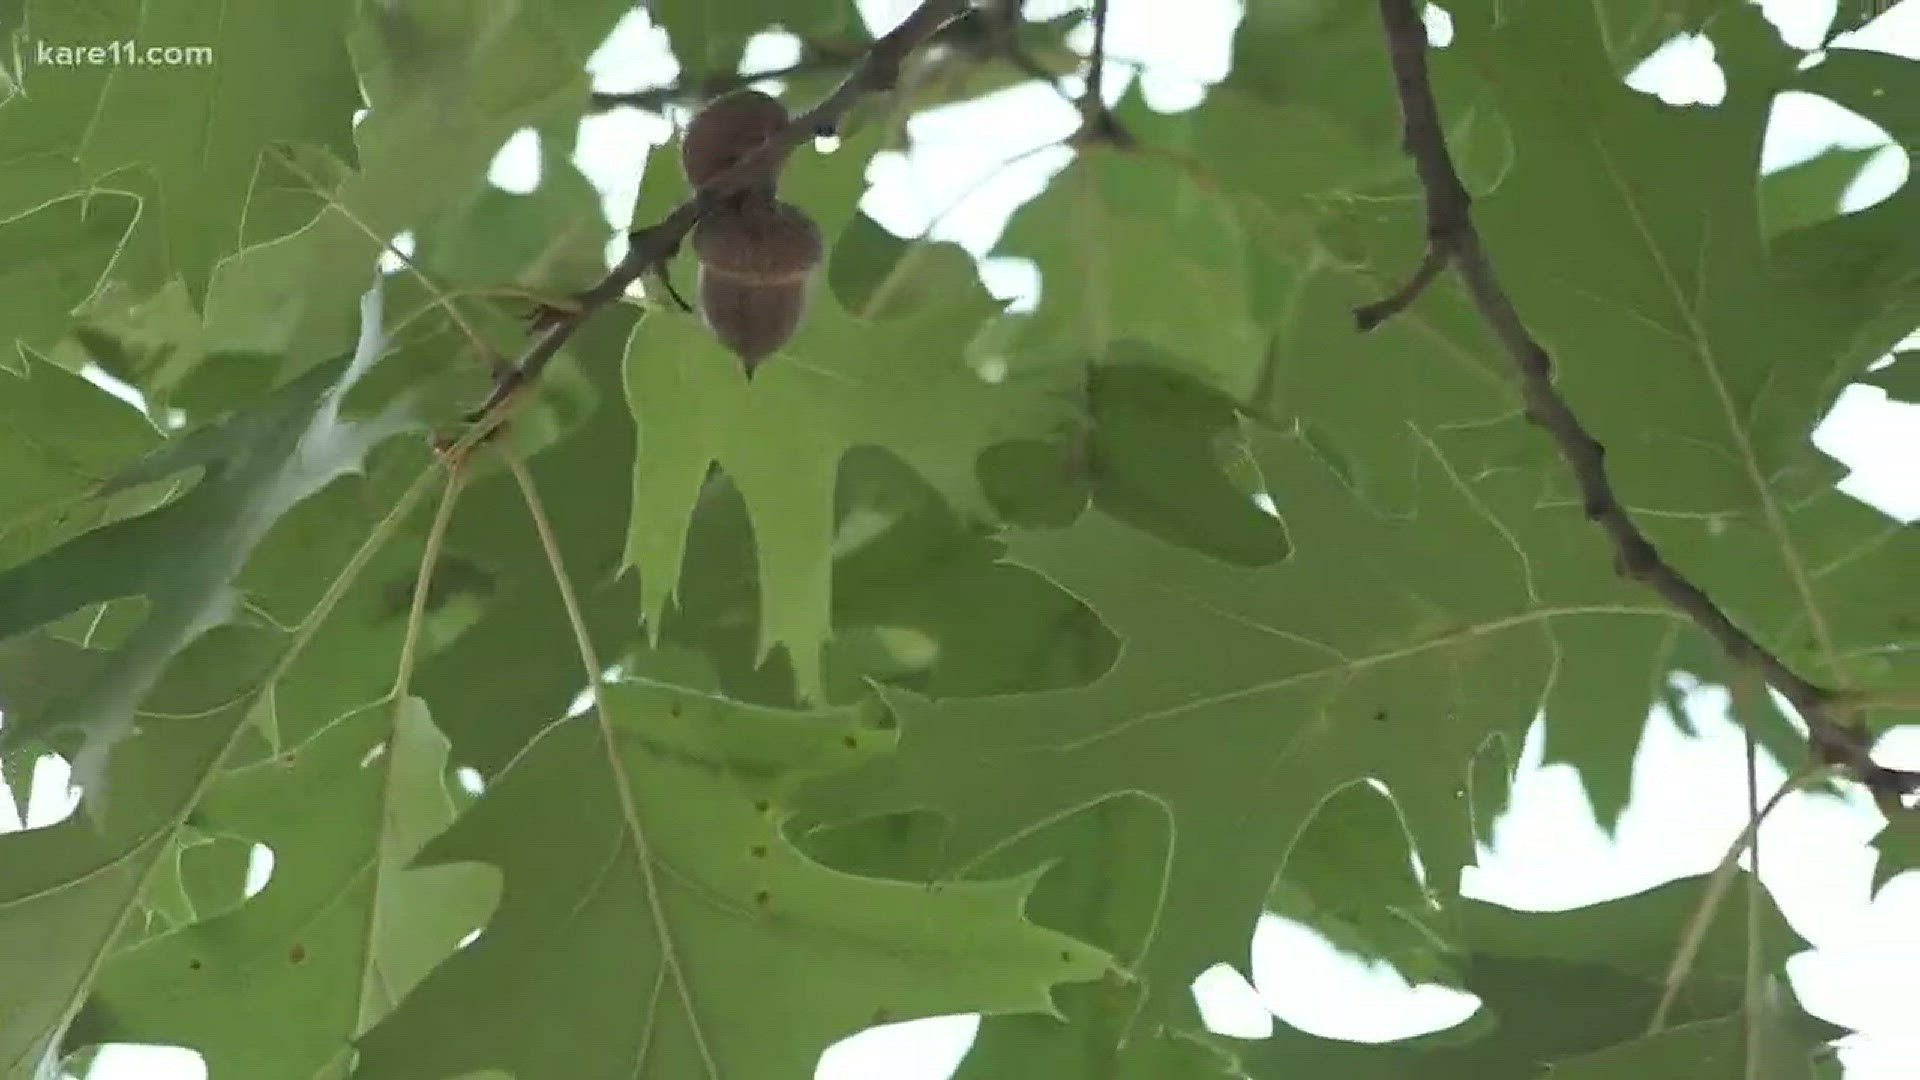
[[289, 943, 308, 964]]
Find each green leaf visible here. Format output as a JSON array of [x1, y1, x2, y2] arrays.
[[995, 143, 1269, 401], [1759, 146, 1880, 237], [1590, 0, 1742, 70], [1861, 350, 1920, 403], [0, 750, 36, 826], [1431, 417, 1912, 820], [1211, 0, 1408, 181], [1078, 358, 1290, 567], [0, 284, 416, 789], [1, 0, 1912, 1074], [201, 0, 631, 367], [1869, 813, 1920, 896], [622, 130, 1077, 700], [1540, 980, 1831, 1080], [650, 0, 858, 72], [1769, 49, 1920, 388], [72, 699, 493, 1080], [412, 309, 643, 774], [1829, 0, 1898, 38], [148, 828, 254, 930], [1223, 875, 1841, 1079], [0, 0, 361, 301], [947, 799, 1199, 1079], [410, 117, 614, 299], [803, 423, 1624, 1019], [827, 214, 987, 322], [1266, 781, 1453, 983], [628, 446, 1122, 706], [1450, 2, 1817, 512], [353, 681, 1113, 1080], [825, 448, 1122, 700], [0, 634, 270, 1079], [63, 280, 217, 416], [0, 194, 139, 364], [1249, 193, 1518, 515], [0, 443, 441, 1079], [0, 351, 162, 551]]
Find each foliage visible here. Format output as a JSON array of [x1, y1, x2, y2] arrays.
[[0, 1, 1915, 1079]]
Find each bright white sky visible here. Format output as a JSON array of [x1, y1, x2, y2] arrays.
[[3, 1, 1918, 1078]]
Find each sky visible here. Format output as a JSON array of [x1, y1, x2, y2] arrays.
[[3, 1, 1918, 1077]]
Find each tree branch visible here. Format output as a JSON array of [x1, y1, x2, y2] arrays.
[[588, 5, 1060, 116], [1358, 0, 1919, 802], [589, 58, 849, 114], [1075, 0, 1133, 146], [465, 0, 974, 422]]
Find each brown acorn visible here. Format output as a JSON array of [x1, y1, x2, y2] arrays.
[[691, 201, 823, 368], [680, 89, 792, 198]]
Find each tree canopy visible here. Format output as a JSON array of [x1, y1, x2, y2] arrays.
[[1, 1, 1916, 1078]]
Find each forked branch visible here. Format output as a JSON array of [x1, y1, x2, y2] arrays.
[[1358, 0, 1918, 802]]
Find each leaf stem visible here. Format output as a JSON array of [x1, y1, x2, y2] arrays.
[[1647, 763, 1824, 1034], [390, 462, 468, 702], [1742, 697, 1763, 1080], [501, 446, 719, 1079]]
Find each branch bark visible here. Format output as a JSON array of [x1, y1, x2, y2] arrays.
[[1359, 0, 1917, 802], [1075, 0, 1132, 146], [589, 58, 852, 114]]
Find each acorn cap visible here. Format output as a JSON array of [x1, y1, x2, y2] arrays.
[[680, 89, 791, 191]]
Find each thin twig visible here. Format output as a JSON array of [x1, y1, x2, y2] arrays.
[[465, 0, 973, 422], [592, 6, 1084, 116], [502, 446, 720, 1080], [1741, 696, 1763, 1080], [975, 0, 1082, 111], [590, 58, 849, 113], [1358, 0, 1920, 803], [358, 460, 466, 1037], [390, 463, 468, 702], [1075, 0, 1133, 146], [589, 3, 1034, 115], [1648, 764, 1821, 1034], [1084, 0, 1111, 112]]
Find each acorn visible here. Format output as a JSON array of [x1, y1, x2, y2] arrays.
[[680, 89, 792, 198]]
